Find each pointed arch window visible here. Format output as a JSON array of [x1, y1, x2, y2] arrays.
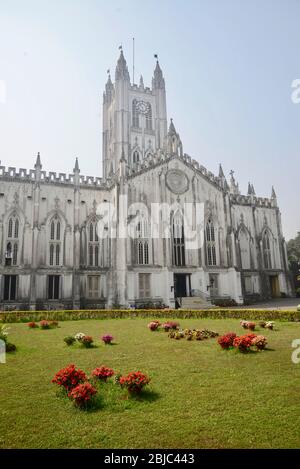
[[6, 215, 20, 266], [132, 99, 139, 128], [49, 215, 62, 266], [206, 219, 217, 266], [172, 211, 185, 267], [263, 230, 272, 269], [87, 220, 100, 267], [132, 150, 140, 164], [136, 216, 150, 265], [145, 104, 152, 131]]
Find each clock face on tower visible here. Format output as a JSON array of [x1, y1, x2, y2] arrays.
[[135, 100, 150, 115]]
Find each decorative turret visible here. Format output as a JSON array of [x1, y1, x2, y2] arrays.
[[34, 152, 42, 183], [104, 73, 114, 104], [34, 152, 42, 170], [219, 164, 225, 178], [271, 186, 277, 207], [139, 75, 144, 90], [73, 157, 80, 186], [152, 60, 165, 89], [166, 118, 183, 157], [229, 170, 240, 195], [115, 49, 130, 82]]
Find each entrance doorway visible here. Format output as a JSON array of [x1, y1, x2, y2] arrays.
[[269, 275, 280, 298], [174, 274, 191, 308]]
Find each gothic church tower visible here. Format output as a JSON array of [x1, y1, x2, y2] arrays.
[[102, 49, 168, 179]]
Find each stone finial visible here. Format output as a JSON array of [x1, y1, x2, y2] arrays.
[[139, 75, 144, 90], [74, 157, 80, 173], [115, 49, 130, 81], [152, 59, 165, 89], [35, 152, 42, 169], [219, 164, 225, 178], [271, 186, 277, 199], [168, 118, 176, 135]]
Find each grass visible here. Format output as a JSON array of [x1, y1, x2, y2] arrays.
[[0, 318, 299, 449]]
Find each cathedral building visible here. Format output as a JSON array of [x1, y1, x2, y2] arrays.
[[0, 50, 293, 310]]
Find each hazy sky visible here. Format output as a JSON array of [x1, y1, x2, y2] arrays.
[[0, 0, 299, 239]]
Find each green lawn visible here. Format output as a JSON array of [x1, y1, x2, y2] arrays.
[[0, 318, 299, 449]]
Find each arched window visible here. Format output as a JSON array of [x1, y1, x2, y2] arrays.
[[172, 211, 185, 266], [206, 219, 217, 266], [145, 104, 152, 131], [136, 216, 150, 265], [87, 221, 100, 267], [49, 215, 62, 266], [132, 99, 139, 128], [239, 228, 250, 270], [263, 230, 272, 269], [132, 150, 140, 164], [6, 216, 20, 266]]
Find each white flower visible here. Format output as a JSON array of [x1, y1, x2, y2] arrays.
[[74, 332, 86, 341]]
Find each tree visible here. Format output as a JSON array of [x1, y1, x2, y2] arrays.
[[287, 232, 300, 296]]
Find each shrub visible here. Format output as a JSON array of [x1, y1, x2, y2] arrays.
[[240, 320, 256, 330], [251, 335, 268, 350], [119, 371, 150, 395], [101, 334, 113, 345], [233, 334, 256, 353], [265, 321, 274, 330], [52, 364, 87, 391], [6, 342, 17, 352], [92, 366, 115, 381], [28, 322, 38, 328], [64, 336, 76, 346], [40, 320, 50, 330], [81, 336, 94, 348], [0, 325, 10, 343], [68, 382, 97, 408], [218, 332, 237, 349], [74, 332, 86, 342], [259, 321, 266, 328], [147, 321, 160, 331], [49, 320, 59, 328]]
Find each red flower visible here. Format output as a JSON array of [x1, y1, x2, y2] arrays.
[[40, 320, 50, 329], [28, 322, 38, 328], [92, 366, 115, 381], [119, 371, 150, 394], [68, 382, 97, 407], [52, 364, 87, 391], [217, 332, 237, 349], [233, 333, 257, 352]]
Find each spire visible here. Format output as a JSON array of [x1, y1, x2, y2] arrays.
[[104, 72, 114, 104], [271, 185, 276, 199], [139, 75, 144, 90], [168, 118, 176, 135], [247, 182, 252, 195], [74, 157, 80, 173], [219, 164, 225, 178], [152, 60, 165, 89], [115, 49, 130, 81], [34, 152, 42, 169], [251, 184, 256, 195]]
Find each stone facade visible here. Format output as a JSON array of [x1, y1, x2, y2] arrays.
[[0, 50, 293, 310]]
